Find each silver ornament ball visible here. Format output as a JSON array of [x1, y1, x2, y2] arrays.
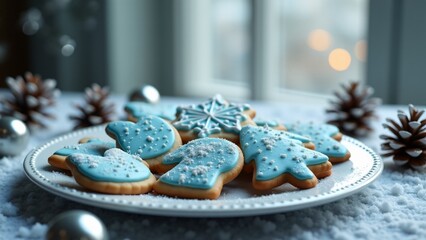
[[129, 85, 160, 103], [46, 210, 109, 240], [0, 116, 30, 156]]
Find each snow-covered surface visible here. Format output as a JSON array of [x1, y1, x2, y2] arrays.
[[1, 94, 426, 239]]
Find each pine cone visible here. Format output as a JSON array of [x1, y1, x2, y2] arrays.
[[326, 81, 381, 137], [69, 84, 115, 129], [0, 72, 60, 128], [380, 104, 426, 170]]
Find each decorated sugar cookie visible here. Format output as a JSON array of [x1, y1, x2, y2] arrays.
[[124, 102, 177, 122], [254, 119, 286, 130], [172, 94, 256, 144], [240, 125, 332, 190], [48, 138, 115, 170], [105, 115, 182, 173], [285, 122, 351, 163], [255, 121, 315, 150], [66, 148, 156, 194], [153, 138, 244, 199]]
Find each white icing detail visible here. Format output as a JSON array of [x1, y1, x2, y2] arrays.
[[178, 174, 187, 184], [146, 136, 154, 142], [173, 95, 250, 137], [191, 165, 210, 176]]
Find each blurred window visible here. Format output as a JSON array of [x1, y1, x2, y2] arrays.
[[278, 0, 368, 95], [206, 0, 368, 100], [212, 0, 251, 84]]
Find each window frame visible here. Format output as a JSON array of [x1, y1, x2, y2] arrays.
[[172, 0, 370, 105], [172, 0, 250, 100]]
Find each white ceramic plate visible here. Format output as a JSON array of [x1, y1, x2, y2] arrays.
[[23, 125, 383, 217]]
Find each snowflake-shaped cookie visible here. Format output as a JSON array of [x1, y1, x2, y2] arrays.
[[173, 94, 252, 138]]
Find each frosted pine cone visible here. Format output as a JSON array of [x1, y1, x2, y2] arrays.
[[326, 81, 381, 137], [0, 72, 60, 128], [381, 104, 426, 170], [69, 84, 115, 129]]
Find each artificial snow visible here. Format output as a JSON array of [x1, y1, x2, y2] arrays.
[[0, 95, 425, 239]]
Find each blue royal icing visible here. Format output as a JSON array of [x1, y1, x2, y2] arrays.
[[254, 119, 279, 128], [67, 148, 151, 182], [106, 115, 176, 159], [55, 139, 115, 157], [159, 138, 240, 189], [285, 122, 348, 158], [255, 120, 313, 144], [240, 125, 329, 181], [173, 94, 251, 138], [124, 102, 176, 121]]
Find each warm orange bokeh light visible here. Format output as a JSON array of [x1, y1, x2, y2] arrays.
[[328, 48, 351, 71], [307, 29, 332, 52], [355, 40, 367, 62]]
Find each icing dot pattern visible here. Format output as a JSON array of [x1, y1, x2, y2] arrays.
[[255, 121, 312, 144], [173, 94, 251, 138], [240, 126, 329, 181], [124, 102, 176, 121], [24, 124, 383, 216], [254, 119, 279, 128], [106, 116, 175, 159], [160, 138, 240, 189], [68, 148, 151, 182], [54, 138, 115, 157], [286, 122, 349, 158]]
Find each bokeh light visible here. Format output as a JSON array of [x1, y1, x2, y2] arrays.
[[307, 29, 332, 52], [355, 40, 367, 62], [328, 48, 351, 71]]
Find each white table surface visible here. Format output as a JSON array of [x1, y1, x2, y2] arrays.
[[1, 93, 425, 240]]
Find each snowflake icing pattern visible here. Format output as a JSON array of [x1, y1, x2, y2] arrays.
[[173, 95, 251, 138]]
